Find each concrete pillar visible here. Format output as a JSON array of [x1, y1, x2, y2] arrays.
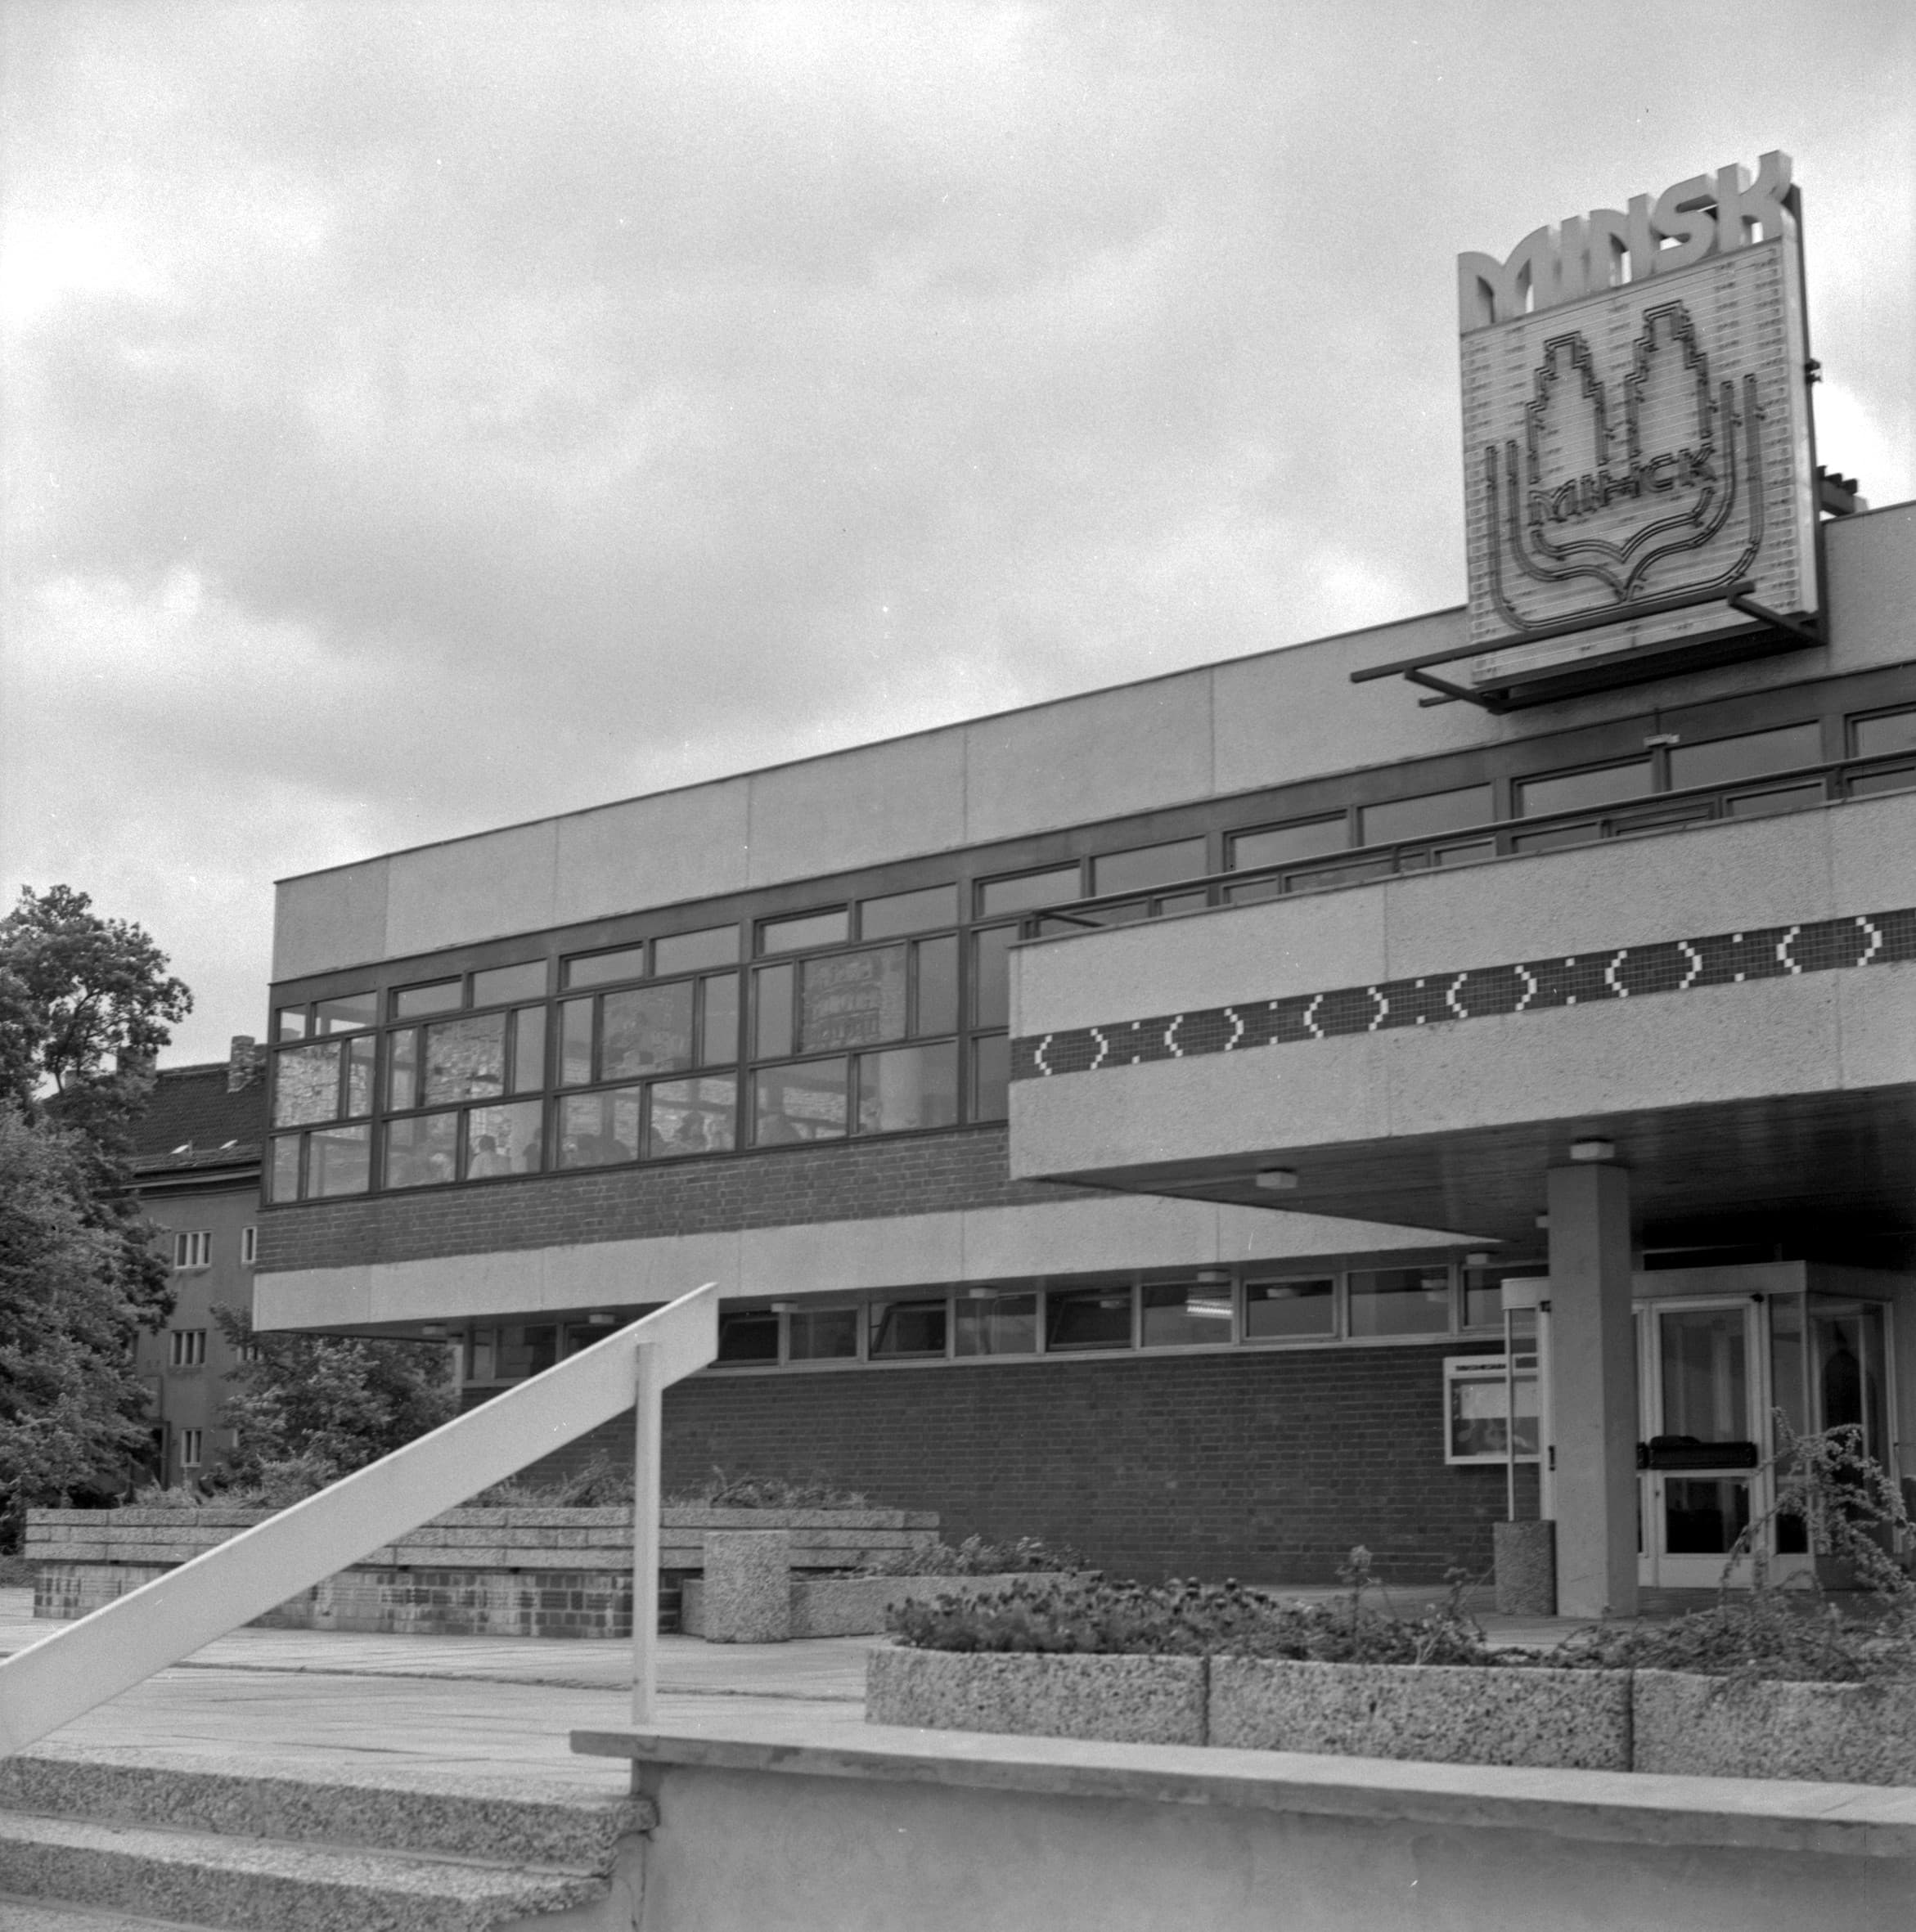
[[1545, 1163, 1638, 1619]]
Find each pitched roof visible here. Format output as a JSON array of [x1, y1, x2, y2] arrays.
[[128, 1063, 266, 1171]]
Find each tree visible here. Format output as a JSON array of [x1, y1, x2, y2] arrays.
[[0, 1108, 157, 1536], [211, 1306, 457, 1498], [0, 886, 193, 1529]]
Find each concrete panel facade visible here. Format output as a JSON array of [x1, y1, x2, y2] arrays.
[[1013, 795, 1916, 1042], [269, 502, 1913, 982], [384, 818, 560, 962], [253, 1195, 1471, 1332]]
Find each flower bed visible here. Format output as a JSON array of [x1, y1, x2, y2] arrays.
[[683, 1570, 1077, 1640]]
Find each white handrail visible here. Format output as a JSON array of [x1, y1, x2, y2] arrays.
[[0, 1282, 717, 1755]]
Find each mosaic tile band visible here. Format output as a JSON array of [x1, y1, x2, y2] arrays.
[[1010, 908, 1916, 1083]]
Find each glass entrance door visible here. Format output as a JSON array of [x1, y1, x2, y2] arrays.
[[1638, 1300, 1768, 1588]]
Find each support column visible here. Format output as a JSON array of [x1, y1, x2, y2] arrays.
[[1545, 1162, 1638, 1620]]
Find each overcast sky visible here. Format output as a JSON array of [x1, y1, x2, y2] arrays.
[[3, 2, 1910, 1065]]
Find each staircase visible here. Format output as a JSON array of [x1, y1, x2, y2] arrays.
[[0, 1751, 650, 1930]]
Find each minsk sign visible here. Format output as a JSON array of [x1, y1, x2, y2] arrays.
[[1361, 155, 1820, 710]]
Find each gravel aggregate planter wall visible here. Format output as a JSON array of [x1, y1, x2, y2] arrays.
[[869, 1648, 1916, 1784], [1208, 1657, 1630, 1770], [867, 1647, 1207, 1746], [1634, 1670, 1916, 1786], [681, 1572, 1076, 1639]]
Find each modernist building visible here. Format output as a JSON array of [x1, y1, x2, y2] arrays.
[[255, 156, 1914, 1613], [127, 1041, 266, 1485]]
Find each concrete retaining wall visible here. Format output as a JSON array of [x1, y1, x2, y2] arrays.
[[869, 1647, 1916, 1785], [681, 1571, 1076, 1639], [570, 1715, 1916, 1932], [25, 1506, 938, 1640]]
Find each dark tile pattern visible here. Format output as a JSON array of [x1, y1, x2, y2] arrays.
[[1011, 908, 1916, 1082]]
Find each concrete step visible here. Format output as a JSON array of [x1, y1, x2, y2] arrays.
[[0, 1753, 649, 1867], [0, 1897, 217, 1932], [0, 1812, 609, 1932], [0, 1753, 654, 1932]]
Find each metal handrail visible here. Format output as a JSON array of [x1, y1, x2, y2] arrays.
[[0, 1282, 718, 1756], [1017, 745, 1916, 937]]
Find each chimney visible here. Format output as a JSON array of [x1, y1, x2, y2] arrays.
[[227, 1035, 266, 1093]]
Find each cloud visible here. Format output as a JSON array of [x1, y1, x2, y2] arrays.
[[2, 0, 1911, 1062]]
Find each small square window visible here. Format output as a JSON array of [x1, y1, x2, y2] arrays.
[[1244, 1278, 1337, 1341], [1045, 1286, 1133, 1351], [789, 1307, 860, 1361], [953, 1292, 1037, 1356], [1348, 1266, 1452, 1337], [240, 1226, 257, 1267], [758, 908, 851, 955], [975, 865, 1082, 919], [171, 1230, 212, 1270], [1091, 838, 1207, 898], [563, 946, 646, 991], [178, 1428, 204, 1469], [716, 1310, 780, 1364], [313, 991, 377, 1033], [472, 960, 548, 1005], [655, 925, 740, 974], [392, 979, 464, 1018], [870, 1299, 948, 1358], [859, 883, 957, 940], [1140, 1282, 1234, 1347]]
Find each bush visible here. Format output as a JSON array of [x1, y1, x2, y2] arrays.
[[863, 1533, 1085, 1578], [664, 1467, 869, 1510], [890, 1549, 1495, 1665]]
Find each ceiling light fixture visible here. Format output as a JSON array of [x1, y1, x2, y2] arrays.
[[1569, 1138, 1617, 1162], [1254, 1168, 1298, 1192]]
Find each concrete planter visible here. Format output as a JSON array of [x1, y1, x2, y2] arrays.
[[681, 1571, 1076, 1640], [867, 1646, 1207, 1745], [1208, 1657, 1630, 1770], [1634, 1669, 1916, 1786], [24, 1503, 938, 1640]]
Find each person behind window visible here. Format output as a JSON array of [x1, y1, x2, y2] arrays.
[[469, 1133, 509, 1177]]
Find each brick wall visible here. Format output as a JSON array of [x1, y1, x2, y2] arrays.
[[258, 1126, 1075, 1274], [510, 1344, 1540, 1586]]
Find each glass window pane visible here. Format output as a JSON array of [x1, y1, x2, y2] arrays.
[[870, 1299, 947, 1358], [345, 1035, 376, 1116], [305, 1123, 371, 1197], [972, 925, 1015, 1027], [1433, 839, 1497, 867], [273, 1042, 342, 1127], [654, 925, 738, 974], [753, 1060, 848, 1143], [466, 1100, 542, 1177], [1244, 1278, 1336, 1340], [758, 908, 849, 955], [1223, 878, 1283, 906], [393, 979, 462, 1018], [1660, 1306, 1749, 1442], [648, 1075, 737, 1157], [498, 1324, 559, 1378], [753, 964, 794, 1059], [1289, 856, 1394, 892], [699, 973, 740, 1065], [274, 1005, 308, 1042], [789, 1307, 859, 1361], [1725, 782, 1824, 818], [313, 991, 376, 1033], [387, 1028, 418, 1110], [861, 883, 958, 939], [717, 1310, 780, 1364], [1515, 759, 1653, 817], [954, 1293, 1037, 1356], [1855, 707, 1916, 759], [914, 935, 958, 1036], [384, 1111, 458, 1188], [1141, 1283, 1234, 1347], [798, 946, 907, 1051], [1156, 891, 1210, 916], [976, 865, 1082, 918], [1091, 838, 1207, 897], [1848, 764, 1916, 798], [1670, 721, 1821, 790], [1348, 1266, 1451, 1337], [1511, 823, 1601, 854], [564, 946, 646, 990], [602, 982, 695, 1078], [857, 1042, 958, 1134], [557, 1088, 642, 1168], [1046, 1287, 1132, 1350], [1229, 817, 1347, 871], [424, 1013, 506, 1103], [1663, 1476, 1751, 1554], [1360, 784, 1493, 847], [472, 960, 546, 1005], [972, 1034, 1010, 1121], [560, 999, 594, 1085], [510, 1008, 546, 1093], [269, 1134, 302, 1202]]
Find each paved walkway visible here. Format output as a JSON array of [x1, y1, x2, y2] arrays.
[[0, 1585, 1608, 1787]]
